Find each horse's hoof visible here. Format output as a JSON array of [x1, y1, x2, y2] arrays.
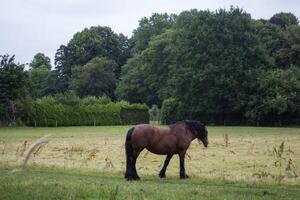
[[127, 177, 138, 181], [180, 174, 189, 179], [127, 175, 140, 181], [159, 173, 166, 178]]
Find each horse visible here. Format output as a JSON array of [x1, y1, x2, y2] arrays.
[[124, 120, 208, 180]]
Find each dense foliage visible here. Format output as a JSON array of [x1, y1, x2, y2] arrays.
[[117, 8, 300, 126], [1, 8, 299, 126], [70, 57, 117, 99], [55, 26, 130, 92], [26, 94, 149, 126], [0, 55, 31, 125]]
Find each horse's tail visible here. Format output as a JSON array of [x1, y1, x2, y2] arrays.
[[125, 127, 135, 178], [125, 127, 135, 157]]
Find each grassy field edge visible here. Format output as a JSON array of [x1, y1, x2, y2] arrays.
[[1, 166, 300, 200]]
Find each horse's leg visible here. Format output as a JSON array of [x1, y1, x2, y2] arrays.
[[159, 154, 173, 178], [132, 151, 141, 180], [126, 153, 140, 180], [179, 151, 189, 179], [125, 154, 131, 179], [126, 154, 134, 180]]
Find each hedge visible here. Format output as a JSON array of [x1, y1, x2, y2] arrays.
[[26, 99, 149, 127]]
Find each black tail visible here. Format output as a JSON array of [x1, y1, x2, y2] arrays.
[[125, 127, 134, 178]]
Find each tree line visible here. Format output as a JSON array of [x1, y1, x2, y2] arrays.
[[0, 7, 299, 126]]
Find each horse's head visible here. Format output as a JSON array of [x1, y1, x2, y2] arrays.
[[199, 125, 208, 147], [184, 120, 208, 147]]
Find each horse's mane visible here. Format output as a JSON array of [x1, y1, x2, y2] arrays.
[[169, 120, 206, 137]]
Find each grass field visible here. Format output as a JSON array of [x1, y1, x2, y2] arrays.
[[0, 125, 300, 199]]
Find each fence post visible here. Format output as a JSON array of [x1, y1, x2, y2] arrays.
[[34, 120, 37, 127], [56, 120, 58, 127], [94, 119, 96, 126]]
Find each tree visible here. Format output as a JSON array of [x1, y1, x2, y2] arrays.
[[269, 12, 299, 28], [28, 67, 59, 98], [55, 26, 129, 92], [116, 29, 178, 105], [0, 55, 31, 124], [29, 53, 60, 98], [167, 8, 271, 123], [275, 25, 300, 68], [246, 67, 300, 125], [130, 13, 176, 54], [70, 57, 116, 98], [30, 53, 51, 70]]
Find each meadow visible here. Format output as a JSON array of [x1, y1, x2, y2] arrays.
[[0, 125, 300, 199]]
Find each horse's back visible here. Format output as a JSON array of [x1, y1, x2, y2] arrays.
[[131, 124, 161, 143], [132, 124, 170, 139], [131, 124, 179, 154]]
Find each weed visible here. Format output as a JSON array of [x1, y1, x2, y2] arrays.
[[252, 171, 272, 178], [285, 158, 298, 178], [33, 143, 46, 157], [224, 134, 229, 147], [273, 141, 285, 168], [104, 156, 114, 169], [1, 141, 6, 155]]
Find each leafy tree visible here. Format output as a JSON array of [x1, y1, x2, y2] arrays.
[[269, 12, 299, 28], [0, 55, 31, 124], [254, 20, 284, 67], [275, 25, 300, 68], [116, 29, 178, 105], [70, 57, 116, 98], [168, 8, 271, 123], [107, 9, 300, 125], [30, 53, 51, 70], [28, 53, 60, 98], [115, 53, 148, 103], [28, 67, 60, 98], [55, 26, 129, 92], [246, 67, 300, 125], [130, 13, 176, 54]]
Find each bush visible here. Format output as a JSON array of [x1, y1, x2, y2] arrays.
[[81, 96, 111, 105], [160, 98, 183, 124], [149, 105, 160, 121]]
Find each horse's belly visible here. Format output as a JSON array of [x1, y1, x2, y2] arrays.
[[146, 144, 176, 155]]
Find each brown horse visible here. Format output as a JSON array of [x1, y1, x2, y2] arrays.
[[124, 120, 208, 180]]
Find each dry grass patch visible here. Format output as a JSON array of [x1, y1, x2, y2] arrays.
[[0, 126, 299, 185]]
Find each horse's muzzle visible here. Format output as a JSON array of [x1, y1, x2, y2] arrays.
[[204, 140, 209, 147]]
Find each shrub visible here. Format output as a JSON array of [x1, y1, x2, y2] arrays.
[[160, 98, 183, 124], [149, 105, 160, 121], [81, 96, 111, 105]]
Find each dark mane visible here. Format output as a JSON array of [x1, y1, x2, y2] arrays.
[[169, 120, 207, 138], [168, 121, 181, 129]]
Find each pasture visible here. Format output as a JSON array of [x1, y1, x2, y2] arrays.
[[0, 125, 300, 199]]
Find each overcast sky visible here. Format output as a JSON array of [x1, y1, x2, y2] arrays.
[[1, 0, 299, 67]]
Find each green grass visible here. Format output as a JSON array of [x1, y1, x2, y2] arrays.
[[1, 166, 300, 200]]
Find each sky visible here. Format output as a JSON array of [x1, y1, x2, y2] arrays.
[[0, 0, 299, 67]]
